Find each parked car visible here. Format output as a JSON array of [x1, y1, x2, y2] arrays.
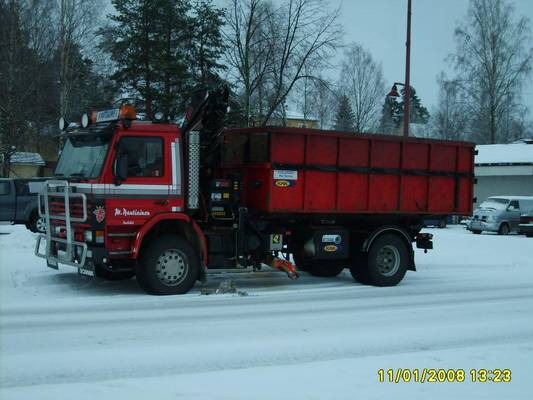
[[423, 215, 453, 228], [0, 178, 46, 232], [519, 210, 533, 237], [467, 196, 533, 235]]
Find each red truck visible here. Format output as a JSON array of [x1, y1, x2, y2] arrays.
[[35, 92, 475, 294]]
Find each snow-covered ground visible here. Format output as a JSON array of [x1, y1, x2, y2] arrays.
[[1, 224, 532, 399]]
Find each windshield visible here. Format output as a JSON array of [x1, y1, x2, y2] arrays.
[[478, 198, 509, 211], [55, 137, 110, 179]]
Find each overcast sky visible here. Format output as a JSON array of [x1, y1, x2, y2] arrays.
[[332, 0, 533, 111]]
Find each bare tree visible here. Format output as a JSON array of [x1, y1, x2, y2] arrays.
[[259, 0, 341, 126], [58, 0, 103, 118], [224, 0, 274, 126], [294, 74, 336, 129], [451, 0, 533, 144], [431, 72, 469, 141], [338, 43, 385, 132]]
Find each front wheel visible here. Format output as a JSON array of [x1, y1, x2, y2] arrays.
[[351, 234, 408, 287], [472, 230, 482, 234], [28, 211, 46, 233], [498, 223, 510, 235], [137, 235, 200, 295]]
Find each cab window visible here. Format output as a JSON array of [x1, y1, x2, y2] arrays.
[[119, 137, 164, 178], [509, 200, 519, 210]]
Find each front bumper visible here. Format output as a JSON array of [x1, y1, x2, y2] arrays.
[[468, 220, 499, 232]]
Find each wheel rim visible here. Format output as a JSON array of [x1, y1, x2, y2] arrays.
[[376, 245, 400, 277], [155, 249, 188, 286], [501, 224, 509, 234], [36, 217, 46, 233]]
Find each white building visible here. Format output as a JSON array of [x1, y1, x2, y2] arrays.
[[474, 140, 533, 204]]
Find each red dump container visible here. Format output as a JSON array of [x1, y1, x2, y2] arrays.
[[222, 127, 475, 216]]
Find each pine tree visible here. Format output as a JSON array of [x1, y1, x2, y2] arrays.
[[397, 86, 430, 125], [105, 0, 191, 120], [334, 95, 356, 132], [379, 96, 401, 134], [189, 0, 226, 89]]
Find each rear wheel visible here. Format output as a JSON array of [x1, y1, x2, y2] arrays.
[[137, 235, 199, 295], [472, 230, 482, 234], [350, 234, 408, 286], [438, 219, 446, 229], [498, 223, 510, 235]]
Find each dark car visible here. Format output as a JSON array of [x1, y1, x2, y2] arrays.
[[519, 210, 533, 237], [0, 178, 46, 232]]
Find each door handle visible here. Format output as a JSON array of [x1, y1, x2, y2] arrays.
[[154, 200, 169, 206]]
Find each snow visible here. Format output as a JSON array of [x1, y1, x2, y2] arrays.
[[9, 152, 45, 166], [475, 143, 533, 165], [1, 225, 533, 399]]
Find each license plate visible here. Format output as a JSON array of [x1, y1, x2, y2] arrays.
[[78, 267, 95, 277], [96, 109, 120, 123]]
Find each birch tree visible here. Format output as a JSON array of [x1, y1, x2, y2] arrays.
[[451, 0, 533, 143]]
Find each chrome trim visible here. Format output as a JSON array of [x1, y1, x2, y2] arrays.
[[107, 233, 136, 238]]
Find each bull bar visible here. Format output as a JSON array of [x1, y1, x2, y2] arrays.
[[34, 180, 90, 272]]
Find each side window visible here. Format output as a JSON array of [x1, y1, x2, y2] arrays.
[[120, 137, 164, 178], [0, 182, 10, 195], [509, 200, 519, 210]]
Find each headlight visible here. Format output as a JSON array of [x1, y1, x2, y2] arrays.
[[84, 230, 93, 242]]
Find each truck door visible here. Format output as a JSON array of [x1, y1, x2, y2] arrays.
[[0, 180, 15, 221], [108, 135, 177, 227]]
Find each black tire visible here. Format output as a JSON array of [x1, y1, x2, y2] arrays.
[[472, 230, 482, 234], [95, 266, 135, 281], [137, 235, 199, 295], [525, 233, 533, 238], [498, 223, 510, 235], [354, 234, 408, 287], [28, 211, 46, 233], [438, 219, 447, 229]]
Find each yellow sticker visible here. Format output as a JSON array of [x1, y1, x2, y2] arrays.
[[272, 234, 281, 244], [324, 244, 338, 252], [275, 180, 290, 187]]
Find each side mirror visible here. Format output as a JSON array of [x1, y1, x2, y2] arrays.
[[114, 153, 128, 183]]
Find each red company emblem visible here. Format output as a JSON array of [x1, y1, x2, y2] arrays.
[[93, 206, 106, 223]]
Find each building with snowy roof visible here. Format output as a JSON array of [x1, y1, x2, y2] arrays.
[[8, 152, 45, 178], [474, 140, 533, 205], [285, 111, 320, 129]]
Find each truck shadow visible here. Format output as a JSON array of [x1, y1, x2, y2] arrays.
[[48, 273, 145, 296]]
